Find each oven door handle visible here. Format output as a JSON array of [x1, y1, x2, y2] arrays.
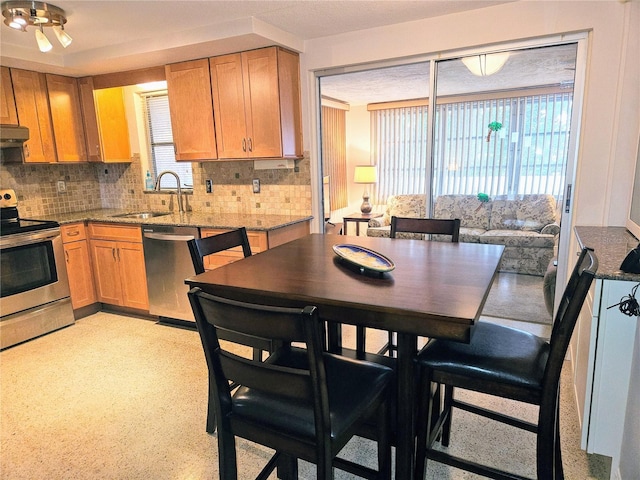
[[0, 228, 61, 249]]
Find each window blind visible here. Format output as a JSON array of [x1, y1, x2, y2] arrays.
[[143, 93, 193, 188]]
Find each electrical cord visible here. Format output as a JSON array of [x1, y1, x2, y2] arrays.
[[607, 283, 640, 317]]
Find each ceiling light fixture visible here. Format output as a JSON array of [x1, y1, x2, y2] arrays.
[[462, 52, 510, 77], [1, 1, 72, 52]]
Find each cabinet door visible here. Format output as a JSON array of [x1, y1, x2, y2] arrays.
[[63, 240, 97, 309], [242, 47, 283, 158], [165, 59, 217, 161], [11, 68, 57, 163], [77, 76, 102, 162], [117, 241, 149, 310], [45, 74, 87, 162], [0, 67, 18, 125], [90, 239, 123, 305], [210, 53, 248, 158], [93, 87, 131, 163]]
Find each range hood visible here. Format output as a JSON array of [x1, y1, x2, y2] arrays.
[[0, 125, 29, 149]]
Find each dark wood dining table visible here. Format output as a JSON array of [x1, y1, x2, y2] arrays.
[[185, 233, 504, 478]]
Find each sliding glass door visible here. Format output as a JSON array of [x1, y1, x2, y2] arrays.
[[431, 44, 577, 203]]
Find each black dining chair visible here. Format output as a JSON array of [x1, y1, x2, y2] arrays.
[[187, 227, 252, 275], [356, 216, 461, 358], [188, 287, 393, 480], [413, 247, 598, 480], [187, 227, 273, 434]]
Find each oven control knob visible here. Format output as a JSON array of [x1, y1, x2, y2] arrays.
[[3, 193, 12, 200]]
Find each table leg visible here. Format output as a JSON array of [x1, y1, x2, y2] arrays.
[[355, 221, 361, 236], [396, 332, 417, 479]]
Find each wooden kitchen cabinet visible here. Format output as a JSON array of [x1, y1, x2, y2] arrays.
[[88, 223, 148, 310], [200, 228, 268, 269], [61, 223, 97, 309], [10, 68, 57, 163], [77, 76, 102, 162], [198, 220, 309, 270], [0, 67, 18, 125], [78, 77, 131, 163], [45, 74, 87, 162], [210, 46, 302, 159], [165, 59, 217, 161]]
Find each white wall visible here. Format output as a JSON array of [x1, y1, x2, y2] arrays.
[[300, 0, 639, 231]]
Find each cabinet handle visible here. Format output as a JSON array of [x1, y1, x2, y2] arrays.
[[65, 251, 69, 263], [242, 138, 246, 152], [248, 138, 253, 152], [67, 231, 80, 237], [24, 144, 30, 158], [112, 248, 117, 261]]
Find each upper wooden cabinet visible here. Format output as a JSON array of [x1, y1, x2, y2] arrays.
[[77, 76, 101, 162], [210, 47, 302, 159], [165, 59, 217, 161], [78, 76, 131, 163], [10, 68, 57, 163], [0, 67, 18, 125], [45, 74, 87, 162]]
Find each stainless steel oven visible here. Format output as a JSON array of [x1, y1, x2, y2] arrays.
[[0, 189, 74, 349]]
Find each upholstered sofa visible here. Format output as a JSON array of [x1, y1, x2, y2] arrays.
[[367, 193, 560, 276]]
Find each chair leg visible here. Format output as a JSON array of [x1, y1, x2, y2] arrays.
[[206, 378, 217, 433], [356, 326, 366, 357], [537, 391, 559, 479], [414, 371, 437, 480], [376, 401, 392, 480], [441, 385, 454, 447], [554, 399, 564, 479], [217, 428, 238, 479], [276, 454, 298, 479]]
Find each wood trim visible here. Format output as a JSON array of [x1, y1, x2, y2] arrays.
[[91, 66, 166, 89]]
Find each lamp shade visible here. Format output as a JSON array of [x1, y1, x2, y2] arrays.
[[462, 52, 510, 77], [354, 165, 377, 184]]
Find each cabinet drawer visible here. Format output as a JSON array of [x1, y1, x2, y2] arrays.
[[61, 222, 87, 243], [88, 222, 142, 242]]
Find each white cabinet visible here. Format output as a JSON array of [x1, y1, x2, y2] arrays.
[[572, 277, 637, 465]]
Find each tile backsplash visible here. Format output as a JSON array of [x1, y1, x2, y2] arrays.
[[0, 154, 312, 218]]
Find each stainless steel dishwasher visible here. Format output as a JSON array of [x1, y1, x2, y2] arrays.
[[142, 225, 200, 324]]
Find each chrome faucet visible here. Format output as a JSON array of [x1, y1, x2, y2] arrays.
[[154, 170, 184, 213]]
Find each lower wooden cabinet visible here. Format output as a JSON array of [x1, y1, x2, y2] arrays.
[[61, 223, 97, 309], [199, 221, 309, 270], [200, 228, 267, 270], [88, 223, 149, 310]]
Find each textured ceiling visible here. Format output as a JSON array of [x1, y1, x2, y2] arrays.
[[0, 0, 513, 76], [0, 1, 575, 105], [320, 43, 578, 105]]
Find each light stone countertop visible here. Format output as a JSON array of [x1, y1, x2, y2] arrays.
[[40, 209, 313, 232], [574, 226, 640, 281]]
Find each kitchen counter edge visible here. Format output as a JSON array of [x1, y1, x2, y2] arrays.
[[43, 209, 313, 232]]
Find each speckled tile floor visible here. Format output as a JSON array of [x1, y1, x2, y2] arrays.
[[1, 311, 611, 479]]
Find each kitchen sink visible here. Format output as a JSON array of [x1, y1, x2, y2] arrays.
[[110, 212, 171, 219]]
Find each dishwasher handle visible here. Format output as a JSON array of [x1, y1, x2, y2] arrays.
[[143, 232, 196, 242]]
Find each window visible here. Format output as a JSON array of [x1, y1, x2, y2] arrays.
[[142, 93, 192, 188], [371, 89, 572, 203]]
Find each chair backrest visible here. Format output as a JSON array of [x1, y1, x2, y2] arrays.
[[390, 216, 461, 242], [187, 227, 252, 274], [187, 287, 331, 448], [543, 247, 597, 394]]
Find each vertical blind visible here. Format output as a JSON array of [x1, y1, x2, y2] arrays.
[[143, 93, 193, 188], [371, 91, 572, 203], [321, 106, 348, 212]]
